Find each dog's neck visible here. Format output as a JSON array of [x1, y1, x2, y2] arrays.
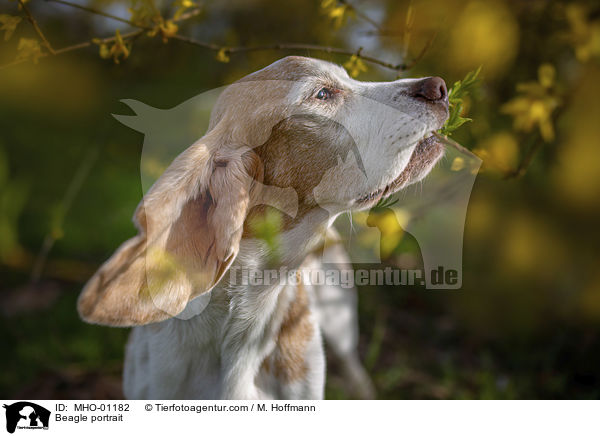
[[236, 208, 337, 276], [179, 209, 333, 398]]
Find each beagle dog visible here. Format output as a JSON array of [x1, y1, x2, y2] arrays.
[[77, 56, 449, 399]]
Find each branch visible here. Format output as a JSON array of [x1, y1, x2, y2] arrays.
[[30, 144, 100, 284], [173, 8, 203, 22], [400, 29, 438, 74], [173, 38, 408, 71], [503, 136, 543, 180], [46, 0, 138, 28], [358, 29, 404, 37], [39, 0, 411, 72], [3, 0, 420, 74], [504, 94, 568, 180], [45, 0, 202, 25], [338, 0, 382, 32], [19, 0, 55, 54], [0, 29, 144, 70]]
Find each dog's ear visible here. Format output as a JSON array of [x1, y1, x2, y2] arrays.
[[77, 138, 262, 326]]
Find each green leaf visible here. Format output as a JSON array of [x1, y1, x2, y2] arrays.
[[449, 66, 482, 101], [371, 196, 399, 212], [440, 66, 482, 136]]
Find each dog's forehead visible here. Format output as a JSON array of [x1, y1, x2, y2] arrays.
[[211, 57, 351, 125], [239, 56, 350, 83], [239, 57, 423, 94]]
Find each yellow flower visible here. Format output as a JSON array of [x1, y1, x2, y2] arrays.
[[538, 63, 555, 88], [501, 63, 560, 142], [147, 18, 178, 43], [94, 30, 132, 63], [109, 29, 131, 64], [343, 54, 368, 78], [321, 0, 353, 29], [159, 19, 178, 42], [0, 14, 21, 41], [16, 38, 43, 64], [450, 157, 465, 172], [365, 207, 410, 259], [215, 48, 230, 63], [98, 43, 111, 59], [173, 0, 197, 20], [566, 4, 600, 62], [129, 0, 159, 26]]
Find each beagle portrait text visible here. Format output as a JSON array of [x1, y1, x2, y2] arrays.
[[77, 56, 449, 399]]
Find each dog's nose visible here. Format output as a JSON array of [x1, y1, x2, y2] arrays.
[[410, 77, 448, 102]]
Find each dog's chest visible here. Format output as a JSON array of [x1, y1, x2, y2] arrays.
[[179, 283, 311, 396]]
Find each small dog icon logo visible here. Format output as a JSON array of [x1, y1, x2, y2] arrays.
[[3, 402, 50, 434]]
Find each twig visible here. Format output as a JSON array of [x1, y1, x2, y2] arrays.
[[358, 29, 404, 37], [0, 29, 144, 70], [41, 0, 410, 72], [30, 145, 100, 284], [170, 34, 220, 50], [3, 0, 417, 74], [339, 0, 382, 31], [365, 308, 387, 371], [173, 8, 203, 23], [398, 29, 438, 77], [46, 0, 202, 25], [2, 23, 404, 72], [46, 0, 140, 28], [174, 38, 407, 71], [503, 94, 567, 180], [402, 1, 414, 62], [503, 137, 543, 180], [18, 0, 55, 54], [49, 0, 400, 70], [433, 132, 474, 155]]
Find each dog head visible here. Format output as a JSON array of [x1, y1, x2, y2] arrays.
[[78, 56, 448, 326], [211, 56, 448, 212]]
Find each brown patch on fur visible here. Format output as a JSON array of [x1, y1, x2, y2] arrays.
[[242, 114, 350, 236], [262, 275, 314, 383]]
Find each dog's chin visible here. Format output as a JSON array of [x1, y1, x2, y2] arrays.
[[354, 134, 445, 208]]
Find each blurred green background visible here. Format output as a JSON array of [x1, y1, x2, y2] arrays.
[[1, 0, 600, 399]]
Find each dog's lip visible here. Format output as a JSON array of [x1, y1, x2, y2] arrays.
[[355, 132, 441, 206]]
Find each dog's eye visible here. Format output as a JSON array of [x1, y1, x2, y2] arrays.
[[315, 88, 333, 100]]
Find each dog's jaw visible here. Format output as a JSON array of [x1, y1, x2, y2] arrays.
[[354, 132, 445, 208]]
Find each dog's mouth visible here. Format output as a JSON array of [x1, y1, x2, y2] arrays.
[[355, 133, 444, 207]]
